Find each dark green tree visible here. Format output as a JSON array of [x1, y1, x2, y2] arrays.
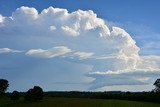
[[25, 88, 33, 101], [10, 91, 20, 101], [25, 86, 43, 101], [0, 79, 9, 95], [32, 86, 43, 100], [153, 78, 160, 93]]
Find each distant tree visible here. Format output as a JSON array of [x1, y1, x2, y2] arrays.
[[0, 79, 9, 95], [25, 86, 43, 101], [153, 78, 160, 93], [32, 86, 43, 100], [25, 88, 33, 101], [10, 91, 20, 101]]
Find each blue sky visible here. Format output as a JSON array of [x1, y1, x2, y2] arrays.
[[1, 0, 160, 27], [0, 0, 160, 92]]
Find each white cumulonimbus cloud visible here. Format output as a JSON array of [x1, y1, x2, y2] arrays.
[[0, 14, 4, 23], [0, 6, 159, 91]]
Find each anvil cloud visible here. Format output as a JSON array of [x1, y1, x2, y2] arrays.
[[0, 6, 159, 91]]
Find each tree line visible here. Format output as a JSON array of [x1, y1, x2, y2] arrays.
[[0, 79, 43, 101], [0, 78, 160, 103]]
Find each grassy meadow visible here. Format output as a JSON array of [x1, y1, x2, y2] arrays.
[[1, 97, 160, 107]]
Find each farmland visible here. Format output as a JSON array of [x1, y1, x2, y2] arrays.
[[1, 97, 160, 107]]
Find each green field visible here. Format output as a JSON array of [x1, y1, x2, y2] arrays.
[[1, 97, 160, 107]]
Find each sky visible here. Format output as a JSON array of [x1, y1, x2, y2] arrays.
[[0, 0, 160, 92]]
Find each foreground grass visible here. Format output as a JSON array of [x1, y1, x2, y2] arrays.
[[0, 97, 14, 106], [1, 97, 160, 107]]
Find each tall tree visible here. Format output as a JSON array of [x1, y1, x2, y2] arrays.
[[153, 78, 160, 92], [0, 79, 9, 95], [25, 86, 43, 101]]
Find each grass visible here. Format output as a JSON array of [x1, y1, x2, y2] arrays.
[[1, 97, 160, 107], [0, 97, 13, 106]]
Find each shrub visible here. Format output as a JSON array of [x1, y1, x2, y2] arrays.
[[10, 91, 20, 101]]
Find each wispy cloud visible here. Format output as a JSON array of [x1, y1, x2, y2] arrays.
[[26, 46, 72, 58], [0, 48, 23, 53]]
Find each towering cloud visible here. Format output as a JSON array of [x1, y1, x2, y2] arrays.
[[0, 6, 159, 91]]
